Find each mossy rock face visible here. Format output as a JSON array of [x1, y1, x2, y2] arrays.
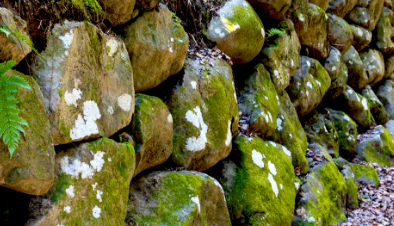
[[0, 71, 55, 195], [309, 0, 329, 10], [130, 94, 173, 177], [299, 3, 329, 59], [211, 136, 295, 225], [0, 7, 32, 64], [288, 56, 331, 117], [342, 46, 369, 90], [332, 85, 372, 128], [385, 119, 394, 136], [207, 0, 265, 65], [356, 126, 394, 166], [334, 157, 359, 209], [327, 0, 358, 18], [260, 19, 301, 92], [287, 0, 309, 36], [294, 161, 347, 226], [384, 55, 394, 79], [376, 80, 394, 119], [237, 64, 279, 138], [304, 113, 339, 157], [269, 91, 309, 174], [350, 24, 373, 51], [323, 48, 349, 101], [136, 0, 159, 10], [167, 58, 239, 171], [361, 85, 389, 125], [33, 20, 135, 145], [247, 0, 292, 21], [359, 48, 385, 87], [327, 109, 358, 158], [26, 138, 136, 225], [119, 4, 189, 92], [126, 171, 231, 226], [374, 7, 394, 55], [97, 0, 135, 27], [351, 164, 379, 186], [347, 0, 384, 31], [328, 14, 354, 54]]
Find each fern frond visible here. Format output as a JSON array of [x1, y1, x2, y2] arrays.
[[267, 28, 286, 38], [0, 60, 16, 75], [0, 74, 31, 90]]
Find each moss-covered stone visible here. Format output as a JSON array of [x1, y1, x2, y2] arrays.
[[287, 56, 331, 117], [342, 45, 369, 90], [119, 4, 189, 92], [33, 20, 135, 145], [356, 126, 394, 166], [294, 161, 347, 226], [309, 0, 329, 10], [384, 55, 394, 79], [376, 79, 394, 120], [361, 85, 389, 125], [26, 138, 136, 225], [207, 0, 265, 64], [323, 47, 349, 101], [260, 19, 301, 92], [334, 157, 359, 209], [351, 164, 379, 186], [237, 64, 279, 138], [0, 71, 55, 195], [130, 94, 173, 177], [327, 0, 358, 18], [126, 171, 231, 226], [350, 24, 373, 51], [269, 91, 309, 174], [347, 0, 384, 31], [327, 109, 358, 158], [359, 48, 385, 87], [328, 13, 354, 54], [167, 58, 238, 171], [374, 6, 394, 55], [287, 0, 309, 36], [97, 0, 135, 27], [210, 136, 295, 225], [67, 0, 103, 18]]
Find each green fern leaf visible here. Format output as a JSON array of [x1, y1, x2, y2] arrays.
[[0, 60, 16, 75], [0, 26, 11, 37], [267, 28, 286, 38]]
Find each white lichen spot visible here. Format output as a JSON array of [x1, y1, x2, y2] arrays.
[[191, 196, 201, 213], [185, 106, 208, 152], [349, 60, 354, 65], [106, 38, 119, 57], [277, 118, 283, 131], [96, 190, 103, 202], [92, 182, 98, 190], [344, 115, 350, 122], [291, 59, 294, 67], [64, 206, 71, 213], [108, 158, 112, 162], [268, 173, 279, 197], [169, 46, 174, 53], [167, 114, 173, 124], [261, 28, 265, 38], [92, 206, 101, 219], [289, 133, 293, 139], [59, 29, 74, 55], [171, 38, 174, 42], [252, 149, 265, 168], [280, 184, 283, 190], [64, 88, 82, 107], [331, 66, 336, 71], [299, 13, 305, 22], [107, 106, 114, 115], [117, 94, 132, 112], [295, 182, 300, 190], [307, 217, 315, 222], [273, 70, 279, 77], [215, 28, 225, 38], [282, 146, 292, 158], [316, 80, 321, 87], [65, 185, 75, 198], [306, 61, 311, 67], [357, 28, 363, 37], [225, 120, 232, 146], [60, 151, 105, 179], [70, 101, 101, 140], [191, 81, 197, 89], [361, 98, 368, 110], [306, 82, 313, 89], [268, 161, 277, 175]]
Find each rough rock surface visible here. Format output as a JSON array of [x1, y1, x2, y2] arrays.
[[287, 56, 331, 117], [309, 0, 330, 10], [0, 72, 55, 195], [26, 138, 136, 226], [120, 4, 189, 92], [342, 45, 369, 90], [351, 164, 380, 186], [269, 91, 309, 174], [356, 126, 394, 166], [167, 58, 239, 171], [327, 0, 358, 18], [247, 0, 292, 21], [359, 48, 385, 87], [323, 47, 349, 101], [207, 0, 265, 65], [384, 55, 394, 79], [347, 0, 384, 31], [334, 158, 359, 209], [237, 64, 279, 138], [130, 94, 173, 177], [328, 14, 354, 54], [98, 0, 135, 27], [374, 7, 394, 55], [0, 7, 32, 63], [376, 80, 394, 119], [211, 136, 295, 225], [260, 19, 300, 92], [33, 20, 135, 145], [287, 0, 309, 36], [136, 0, 159, 10], [350, 24, 373, 51], [361, 85, 389, 125]]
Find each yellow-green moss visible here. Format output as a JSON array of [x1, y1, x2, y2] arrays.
[[351, 164, 379, 186]]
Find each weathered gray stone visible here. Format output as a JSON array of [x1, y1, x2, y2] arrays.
[[310, 0, 330, 10], [334, 158, 359, 209], [351, 164, 380, 186], [287, 0, 309, 36], [323, 48, 349, 101], [136, 0, 159, 10], [328, 14, 354, 54], [350, 24, 373, 51], [360, 48, 385, 87], [342, 45, 369, 90], [376, 80, 394, 120], [362, 85, 389, 125], [374, 7, 394, 55], [384, 55, 394, 79], [347, 0, 384, 31], [247, 0, 292, 21], [328, 0, 358, 18], [98, 0, 135, 27]]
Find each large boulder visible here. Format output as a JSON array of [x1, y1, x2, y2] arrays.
[[328, 14, 354, 54], [361, 85, 389, 125], [299, 4, 329, 59], [334, 158, 359, 209], [0, 7, 32, 64], [376, 79, 394, 119], [374, 7, 394, 55], [210, 136, 295, 225], [260, 19, 301, 92], [119, 4, 189, 92], [26, 138, 136, 225], [359, 48, 385, 87], [98, 0, 135, 27], [247, 0, 292, 21], [126, 171, 231, 225], [287, 0, 309, 36], [0, 72, 55, 195], [237, 64, 279, 138], [350, 24, 373, 51], [342, 45, 369, 90], [327, 0, 358, 18], [351, 164, 379, 186], [167, 58, 239, 171], [33, 20, 135, 145], [207, 0, 265, 65], [327, 109, 358, 158], [287, 56, 331, 117], [356, 126, 394, 166], [129, 94, 173, 177], [347, 0, 384, 31], [269, 91, 309, 174], [294, 161, 347, 226], [323, 48, 349, 101], [309, 0, 330, 10]]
